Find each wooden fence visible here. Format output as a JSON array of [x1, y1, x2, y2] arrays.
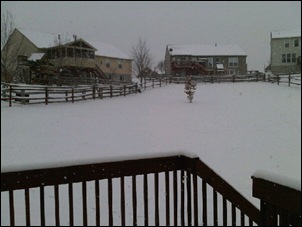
[[2, 155, 300, 226], [266, 73, 301, 87], [1, 155, 260, 226], [1, 78, 168, 107]]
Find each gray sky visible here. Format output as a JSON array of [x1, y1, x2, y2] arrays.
[[1, 1, 301, 71]]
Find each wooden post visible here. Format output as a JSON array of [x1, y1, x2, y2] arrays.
[[277, 75, 279, 85], [232, 75, 235, 83], [110, 85, 113, 98], [72, 88, 74, 103], [45, 87, 48, 105], [9, 85, 12, 107], [211, 75, 213, 84], [124, 85, 126, 96], [268, 74, 270, 82], [92, 85, 95, 99], [288, 73, 291, 87], [144, 80, 146, 90], [159, 78, 161, 87], [152, 79, 154, 88], [100, 87, 103, 99], [135, 83, 138, 94]]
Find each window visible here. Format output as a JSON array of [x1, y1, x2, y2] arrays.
[[282, 54, 286, 63], [294, 39, 299, 47], [215, 57, 220, 64], [287, 54, 291, 63], [118, 60, 123, 69], [292, 53, 296, 63], [285, 40, 290, 48], [208, 57, 213, 67], [105, 59, 110, 68], [228, 57, 238, 67]]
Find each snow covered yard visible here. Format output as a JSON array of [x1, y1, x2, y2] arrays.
[[1, 81, 301, 225]]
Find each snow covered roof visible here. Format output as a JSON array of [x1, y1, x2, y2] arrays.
[[167, 44, 247, 56], [87, 40, 131, 60], [17, 28, 58, 48], [271, 29, 301, 39], [17, 28, 131, 60], [28, 53, 45, 61]]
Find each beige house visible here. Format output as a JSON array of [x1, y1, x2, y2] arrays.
[[165, 44, 247, 76], [1, 28, 132, 83], [269, 29, 301, 75]]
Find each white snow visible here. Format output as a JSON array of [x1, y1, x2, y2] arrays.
[[167, 44, 246, 56], [252, 170, 301, 191], [28, 53, 45, 61], [1, 82, 301, 225], [88, 40, 131, 59], [271, 28, 301, 39]]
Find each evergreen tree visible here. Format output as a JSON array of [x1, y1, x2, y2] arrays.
[[184, 75, 197, 103]]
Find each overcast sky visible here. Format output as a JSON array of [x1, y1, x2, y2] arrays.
[[1, 1, 301, 71]]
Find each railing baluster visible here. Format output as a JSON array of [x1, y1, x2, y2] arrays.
[[173, 170, 178, 226], [241, 211, 245, 226], [95, 180, 100, 226], [132, 175, 137, 226], [223, 197, 227, 226], [9, 190, 15, 226], [165, 171, 170, 226], [40, 186, 45, 226], [187, 171, 192, 226], [202, 180, 207, 226], [181, 170, 185, 226], [232, 203, 236, 226], [213, 189, 218, 226], [68, 183, 74, 226], [54, 185, 60, 226], [108, 178, 113, 226], [82, 181, 87, 226], [155, 172, 159, 226], [144, 173, 149, 226], [193, 170, 198, 226], [120, 176, 125, 226], [25, 188, 30, 226]]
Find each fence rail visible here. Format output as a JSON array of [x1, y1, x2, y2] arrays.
[[1, 155, 260, 226], [266, 73, 301, 87]]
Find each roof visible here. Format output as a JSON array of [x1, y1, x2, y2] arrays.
[[17, 28, 131, 60], [28, 53, 45, 61], [271, 29, 301, 39], [17, 28, 59, 48], [167, 44, 247, 56], [87, 40, 131, 60]]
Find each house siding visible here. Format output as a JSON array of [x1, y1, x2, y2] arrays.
[[270, 34, 301, 74]]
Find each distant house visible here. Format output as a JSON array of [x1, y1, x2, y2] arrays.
[[269, 29, 301, 75], [1, 28, 132, 83], [164, 44, 247, 76]]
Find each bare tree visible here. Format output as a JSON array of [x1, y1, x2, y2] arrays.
[[156, 60, 165, 73], [1, 10, 15, 82], [131, 37, 153, 83]]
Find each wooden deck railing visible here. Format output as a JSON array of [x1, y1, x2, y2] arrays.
[[1, 155, 260, 226], [252, 173, 301, 226]]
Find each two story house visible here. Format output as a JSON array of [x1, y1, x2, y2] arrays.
[[1, 28, 132, 83], [269, 29, 301, 75], [165, 44, 247, 76]]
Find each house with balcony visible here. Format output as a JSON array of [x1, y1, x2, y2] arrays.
[[268, 29, 301, 75], [1, 28, 132, 83], [164, 44, 247, 76]]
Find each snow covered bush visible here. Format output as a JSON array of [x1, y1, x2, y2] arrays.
[[184, 75, 197, 103]]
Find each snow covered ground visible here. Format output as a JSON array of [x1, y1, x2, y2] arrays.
[[1, 81, 301, 225]]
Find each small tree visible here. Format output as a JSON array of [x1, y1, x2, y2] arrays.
[[184, 75, 197, 103]]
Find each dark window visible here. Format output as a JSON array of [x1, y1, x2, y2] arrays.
[[294, 39, 299, 47]]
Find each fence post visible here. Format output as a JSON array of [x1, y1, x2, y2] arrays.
[[159, 78, 161, 87], [232, 75, 235, 83], [110, 85, 113, 98], [268, 74, 270, 82], [169, 76, 172, 84], [135, 83, 138, 94], [92, 85, 96, 99], [65, 91, 68, 102], [9, 85, 12, 107], [152, 79, 154, 88], [256, 73, 259, 82], [45, 87, 48, 105], [277, 75, 279, 85], [124, 85, 126, 96], [288, 73, 291, 87], [144, 80, 146, 90], [72, 88, 74, 103]]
